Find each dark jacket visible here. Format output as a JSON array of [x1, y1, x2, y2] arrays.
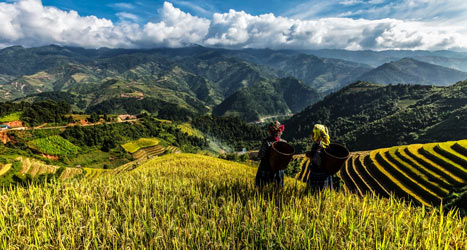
[[254, 136, 285, 188], [305, 142, 332, 191]]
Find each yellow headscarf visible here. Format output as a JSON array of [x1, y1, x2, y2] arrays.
[[312, 124, 330, 148]]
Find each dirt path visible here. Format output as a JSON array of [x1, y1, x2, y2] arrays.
[[9, 119, 140, 131]]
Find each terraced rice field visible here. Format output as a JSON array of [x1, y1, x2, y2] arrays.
[[17, 157, 60, 177], [165, 145, 180, 153], [144, 145, 166, 158], [132, 145, 166, 160], [339, 140, 467, 207], [122, 138, 160, 154], [3, 157, 84, 180], [112, 158, 147, 174], [59, 167, 83, 180], [83, 168, 107, 178]]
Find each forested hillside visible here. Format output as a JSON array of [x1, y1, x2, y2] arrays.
[[285, 80, 467, 151], [213, 77, 320, 121]]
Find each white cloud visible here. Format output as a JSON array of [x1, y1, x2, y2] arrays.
[[0, 0, 466, 51], [116, 12, 140, 22], [111, 3, 135, 10], [339, 0, 385, 5], [339, 0, 365, 6], [141, 2, 210, 47]]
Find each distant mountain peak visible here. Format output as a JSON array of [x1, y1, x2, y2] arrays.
[[357, 57, 467, 86]]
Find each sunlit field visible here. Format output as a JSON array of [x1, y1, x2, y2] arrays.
[[0, 154, 465, 249]]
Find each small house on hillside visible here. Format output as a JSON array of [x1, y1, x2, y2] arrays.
[[117, 114, 137, 122], [0, 125, 10, 130], [3, 120, 23, 128]]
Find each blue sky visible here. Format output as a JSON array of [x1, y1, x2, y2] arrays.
[[38, 0, 338, 23], [35, 0, 457, 23], [32, 0, 467, 23], [1, 0, 467, 50]]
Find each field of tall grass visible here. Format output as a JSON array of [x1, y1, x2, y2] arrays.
[[0, 154, 465, 249]]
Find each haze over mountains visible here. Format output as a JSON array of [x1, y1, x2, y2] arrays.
[[0, 45, 466, 122], [358, 58, 467, 86]]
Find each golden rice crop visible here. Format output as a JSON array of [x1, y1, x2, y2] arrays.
[[356, 153, 391, 197], [371, 149, 433, 206], [83, 168, 107, 178], [397, 146, 453, 186], [353, 156, 374, 192], [423, 143, 467, 176], [388, 147, 447, 192], [406, 145, 464, 183], [59, 168, 83, 181], [0, 154, 465, 249], [0, 164, 12, 176]]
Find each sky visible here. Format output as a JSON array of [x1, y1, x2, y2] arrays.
[[0, 0, 466, 51]]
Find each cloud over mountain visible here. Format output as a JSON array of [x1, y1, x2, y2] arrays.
[[0, 0, 466, 51]]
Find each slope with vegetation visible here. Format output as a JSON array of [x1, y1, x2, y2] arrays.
[[191, 115, 266, 152], [213, 77, 320, 122], [285, 80, 467, 152], [0, 153, 464, 249], [27, 135, 81, 157]]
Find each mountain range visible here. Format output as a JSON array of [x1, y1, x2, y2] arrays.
[[1, 45, 467, 122], [304, 49, 467, 69], [358, 58, 467, 86]]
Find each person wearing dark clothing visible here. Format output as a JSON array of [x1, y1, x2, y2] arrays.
[[255, 121, 285, 188], [305, 124, 332, 192]]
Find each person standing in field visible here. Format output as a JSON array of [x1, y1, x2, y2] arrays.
[[305, 124, 332, 191], [255, 121, 286, 188]]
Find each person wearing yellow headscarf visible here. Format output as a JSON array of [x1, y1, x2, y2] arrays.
[[305, 124, 332, 191], [312, 124, 330, 148]]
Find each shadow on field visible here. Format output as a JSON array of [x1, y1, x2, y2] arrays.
[[194, 178, 331, 210]]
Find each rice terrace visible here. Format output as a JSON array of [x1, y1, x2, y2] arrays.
[[1, 0, 467, 249]]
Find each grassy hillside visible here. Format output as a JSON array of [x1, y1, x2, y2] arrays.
[[0, 153, 464, 248]]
